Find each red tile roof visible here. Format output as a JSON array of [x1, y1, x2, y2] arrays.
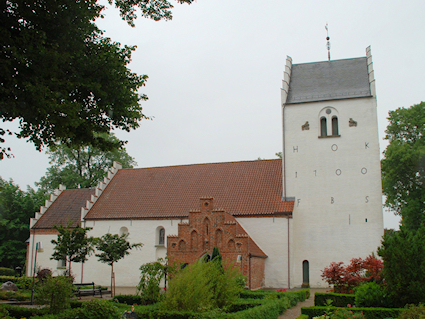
[[32, 189, 95, 229], [85, 159, 293, 220]]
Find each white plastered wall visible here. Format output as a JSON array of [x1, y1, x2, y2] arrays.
[[27, 218, 187, 286], [236, 216, 292, 288], [81, 218, 186, 287], [283, 97, 384, 288]]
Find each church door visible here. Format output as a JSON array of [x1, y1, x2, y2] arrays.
[[302, 260, 310, 288]]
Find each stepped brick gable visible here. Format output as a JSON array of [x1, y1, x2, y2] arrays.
[[167, 198, 267, 289]]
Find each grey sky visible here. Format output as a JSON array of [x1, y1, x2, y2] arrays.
[[2, 0, 424, 229]]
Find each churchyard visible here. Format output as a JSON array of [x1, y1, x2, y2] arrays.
[[1, 241, 425, 319]]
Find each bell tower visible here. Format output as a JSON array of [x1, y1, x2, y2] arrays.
[[281, 46, 384, 288]]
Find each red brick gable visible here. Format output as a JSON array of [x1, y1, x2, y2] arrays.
[[167, 198, 267, 289], [84, 159, 293, 220], [32, 189, 95, 229]]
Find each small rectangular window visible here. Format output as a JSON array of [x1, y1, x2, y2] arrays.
[[57, 259, 66, 269]]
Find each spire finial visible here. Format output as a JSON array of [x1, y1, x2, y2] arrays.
[[325, 23, 331, 61]]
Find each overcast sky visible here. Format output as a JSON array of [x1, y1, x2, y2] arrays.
[[2, 0, 424, 229]]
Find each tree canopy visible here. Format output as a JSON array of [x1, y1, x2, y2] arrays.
[[37, 133, 136, 192], [381, 101, 425, 230], [95, 233, 142, 296], [51, 224, 94, 272], [0, 178, 47, 268], [0, 0, 194, 159]]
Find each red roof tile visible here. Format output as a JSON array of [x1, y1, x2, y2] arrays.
[[32, 189, 95, 229], [85, 159, 293, 220]]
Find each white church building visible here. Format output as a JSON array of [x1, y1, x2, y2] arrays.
[[27, 46, 383, 289]]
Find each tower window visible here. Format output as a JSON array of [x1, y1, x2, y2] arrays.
[[332, 116, 339, 136], [320, 117, 327, 137]]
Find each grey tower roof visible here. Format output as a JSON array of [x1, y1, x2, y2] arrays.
[[286, 57, 371, 104]]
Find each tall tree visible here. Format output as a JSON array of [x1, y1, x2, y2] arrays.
[[37, 133, 136, 192], [381, 101, 425, 230], [378, 225, 425, 307], [0, 0, 194, 159], [95, 233, 142, 296], [0, 178, 47, 268], [51, 224, 94, 274]]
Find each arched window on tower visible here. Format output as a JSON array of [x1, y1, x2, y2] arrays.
[[320, 117, 327, 137], [332, 116, 339, 136]]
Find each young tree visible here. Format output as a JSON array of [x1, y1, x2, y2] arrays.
[[0, 178, 47, 268], [381, 101, 425, 230], [0, 0, 194, 159], [138, 259, 167, 304], [37, 134, 136, 192], [51, 224, 94, 274], [95, 233, 142, 296]]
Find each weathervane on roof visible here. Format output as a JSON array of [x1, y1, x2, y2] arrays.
[[325, 23, 331, 61]]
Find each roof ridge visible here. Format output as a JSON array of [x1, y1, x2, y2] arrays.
[[118, 158, 282, 171]]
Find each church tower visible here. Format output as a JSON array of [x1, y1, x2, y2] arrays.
[[281, 46, 384, 288]]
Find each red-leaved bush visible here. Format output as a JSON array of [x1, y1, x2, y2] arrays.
[[321, 255, 383, 293]]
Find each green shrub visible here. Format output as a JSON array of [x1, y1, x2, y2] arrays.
[[137, 259, 166, 304], [114, 294, 143, 305], [355, 282, 391, 308], [301, 306, 403, 319], [16, 276, 33, 290], [35, 275, 74, 314], [315, 292, 356, 307], [327, 307, 365, 318], [0, 307, 12, 319], [398, 303, 425, 319], [0, 268, 15, 276], [0, 290, 30, 301], [1, 304, 47, 318], [226, 299, 282, 319], [378, 225, 425, 307], [0, 276, 17, 283], [70, 299, 123, 319], [161, 258, 241, 312]]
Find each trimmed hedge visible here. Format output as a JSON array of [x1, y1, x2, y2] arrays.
[[301, 306, 404, 319], [0, 268, 15, 276], [114, 294, 143, 305], [314, 292, 355, 307], [0, 304, 48, 318], [0, 276, 18, 284]]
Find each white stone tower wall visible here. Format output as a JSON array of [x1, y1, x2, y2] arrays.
[[283, 97, 384, 288]]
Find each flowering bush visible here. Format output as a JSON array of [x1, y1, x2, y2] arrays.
[[276, 288, 287, 293], [321, 255, 383, 293]]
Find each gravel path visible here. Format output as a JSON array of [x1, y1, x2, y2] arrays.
[[279, 289, 328, 319]]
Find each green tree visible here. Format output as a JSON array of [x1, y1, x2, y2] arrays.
[[0, 0, 194, 159], [381, 101, 425, 230], [95, 233, 142, 296], [137, 259, 167, 304], [37, 134, 136, 192], [0, 178, 47, 268], [36, 275, 74, 314], [378, 225, 425, 307], [51, 224, 94, 274]]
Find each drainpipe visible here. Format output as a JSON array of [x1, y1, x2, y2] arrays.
[[248, 253, 251, 290], [287, 218, 290, 288]]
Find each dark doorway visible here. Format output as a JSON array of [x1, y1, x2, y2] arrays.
[[302, 260, 310, 288]]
